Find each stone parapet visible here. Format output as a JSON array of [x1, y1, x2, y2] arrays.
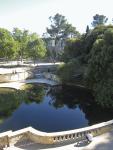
[[0, 119, 113, 149]]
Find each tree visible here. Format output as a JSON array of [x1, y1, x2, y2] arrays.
[[0, 28, 16, 61], [58, 24, 113, 107], [86, 27, 113, 107], [45, 13, 80, 60], [91, 14, 108, 27], [83, 25, 109, 61], [58, 58, 84, 84], [62, 38, 84, 62], [12, 28, 30, 62], [86, 25, 90, 35], [27, 33, 47, 64], [47, 13, 79, 40], [63, 23, 80, 38]]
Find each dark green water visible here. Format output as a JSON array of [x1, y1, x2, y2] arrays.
[[0, 84, 113, 133]]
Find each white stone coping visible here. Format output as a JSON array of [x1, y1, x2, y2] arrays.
[[0, 67, 28, 75], [0, 131, 12, 138], [0, 78, 59, 90], [48, 119, 113, 136]]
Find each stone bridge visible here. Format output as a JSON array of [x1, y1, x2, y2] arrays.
[[0, 62, 62, 83], [0, 74, 60, 90]]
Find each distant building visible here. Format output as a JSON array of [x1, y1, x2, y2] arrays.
[[45, 38, 65, 53]]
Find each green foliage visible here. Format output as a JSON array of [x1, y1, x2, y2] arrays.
[[91, 14, 108, 27], [86, 25, 90, 34], [0, 85, 45, 121], [0, 27, 47, 62], [61, 24, 113, 107], [86, 27, 113, 107], [47, 13, 66, 39], [45, 13, 80, 61], [58, 59, 82, 83], [0, 88, 24, 118], [12, 28, 47, 62], [21, 83, 45, 104], [62, 38, 84, 62], [46, 13, 80, 39], [12, 28, 30, 61], [84, 25, 107, 55], [0, 28, 16, 60], [26, 35, 46, 63]]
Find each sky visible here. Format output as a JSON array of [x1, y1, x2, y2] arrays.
[[0, 0, 113, 36]]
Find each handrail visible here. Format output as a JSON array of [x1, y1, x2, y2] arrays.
[[0, 119, 113, 148], [42, 72, 60, 83]]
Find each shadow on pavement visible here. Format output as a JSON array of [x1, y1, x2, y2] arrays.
[[74, 140, 89, 147], [16, 139, 77, 150]]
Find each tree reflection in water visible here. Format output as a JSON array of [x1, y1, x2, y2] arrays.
[[0, 88, 24, 123], [47, 85, 113, 125], [0, 84, 45, 123], [22, 83, 45, 104], [0, 84, 113, 129], [47, 85, 92, 109]]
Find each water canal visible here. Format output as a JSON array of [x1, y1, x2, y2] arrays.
[[0, 84, 113, 133]]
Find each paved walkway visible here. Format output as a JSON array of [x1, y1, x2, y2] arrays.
[[4, 130, 113, 150], [0, 78, 59, 89], [0, 62, 63, 68]]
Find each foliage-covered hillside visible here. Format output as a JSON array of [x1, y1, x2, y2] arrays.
[[59, 25, 113, 107]]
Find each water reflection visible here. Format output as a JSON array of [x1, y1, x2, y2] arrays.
[[0, 84, 45, 122], [47, 85, 113, 125], [0, 88, 23, 121], [0, 84, 112, 132], [22, 84, 45, 104], [47, 85, 92, 109]]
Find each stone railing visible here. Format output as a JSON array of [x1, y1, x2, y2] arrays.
[[0, 119, 113, 149], [0, 69, 30, 83], [0, 131, 12, 149], [42, 73, 61, 83]]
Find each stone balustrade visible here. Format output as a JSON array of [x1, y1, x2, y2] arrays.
[[0, 71, 30, 83], [0, 119, 113, 149], [0, 131, 12, 149], [43, 73, 61, 83]]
